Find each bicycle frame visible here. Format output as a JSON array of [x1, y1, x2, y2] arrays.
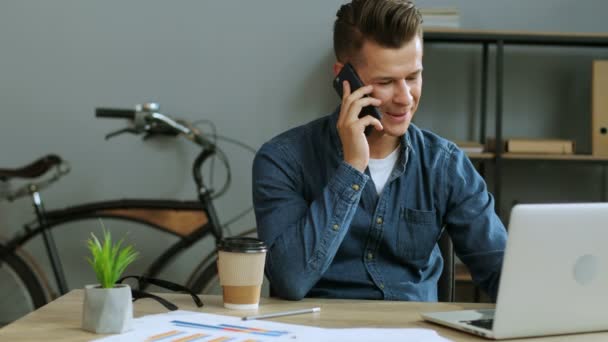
[[1, 107, 235, 317], [1, 146, 225, 297], [31, 187, 69, 294], [1, 197, 220, 295], [0, 187, 69, 295]]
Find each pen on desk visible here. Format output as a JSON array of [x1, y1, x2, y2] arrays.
[[242, 307, 321, 321]]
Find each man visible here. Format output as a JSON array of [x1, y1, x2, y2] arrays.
[[252, 0, 507, 302]]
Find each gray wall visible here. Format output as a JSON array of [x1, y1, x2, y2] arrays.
[[1, 1, 607, 293]]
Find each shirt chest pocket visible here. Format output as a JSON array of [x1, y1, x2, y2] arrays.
[[397, 207, 441, 262]]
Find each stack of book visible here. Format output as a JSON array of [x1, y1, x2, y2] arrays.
[[487, 138, 575, 154], [420, 8, 460, 29], [455, 141, 484, 153]]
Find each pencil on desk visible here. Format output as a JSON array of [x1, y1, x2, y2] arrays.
[[242, 307, 321, 321]]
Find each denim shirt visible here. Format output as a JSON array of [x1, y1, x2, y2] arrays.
[[252, 110, 507, 301]]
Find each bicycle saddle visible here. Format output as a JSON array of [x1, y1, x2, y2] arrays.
[[0, 154, 63, 180]]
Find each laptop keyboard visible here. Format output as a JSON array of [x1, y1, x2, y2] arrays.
[[461, 318, 494, 330]]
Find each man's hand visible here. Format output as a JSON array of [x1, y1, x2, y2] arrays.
[[336, 81, 383, 172]]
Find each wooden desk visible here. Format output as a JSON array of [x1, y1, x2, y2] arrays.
[[0, 290, 606, 341]]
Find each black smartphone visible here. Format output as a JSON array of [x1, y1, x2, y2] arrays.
[[333, 63, 382, 135]]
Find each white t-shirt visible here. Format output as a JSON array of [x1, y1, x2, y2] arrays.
[[368, 145, 400, 195]]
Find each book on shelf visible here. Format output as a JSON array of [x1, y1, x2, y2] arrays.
[[454, 141, 484, 153], [420, 8, 460, 29], [486, 138, 575, 154]]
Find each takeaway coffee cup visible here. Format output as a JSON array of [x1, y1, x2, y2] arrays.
[[217, 237, 267, 309]]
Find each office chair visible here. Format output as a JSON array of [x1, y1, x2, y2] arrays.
[[437, 231, 455, 302]]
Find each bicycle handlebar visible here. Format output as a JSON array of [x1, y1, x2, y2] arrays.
[[95, 108, 136, 119], [96, 103, 229, 240], [95, 103, 215, 151]]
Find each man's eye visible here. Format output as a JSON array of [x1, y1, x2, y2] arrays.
[[377, 81, 392, 85]]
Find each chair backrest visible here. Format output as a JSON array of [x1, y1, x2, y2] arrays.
[[437, 231, 455, 302]]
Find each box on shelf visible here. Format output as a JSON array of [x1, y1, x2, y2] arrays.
[[486, 138, 575, 154], [592, 60, 608, 156]]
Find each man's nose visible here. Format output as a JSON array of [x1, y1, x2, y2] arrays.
[[394, 80, 413, 106]]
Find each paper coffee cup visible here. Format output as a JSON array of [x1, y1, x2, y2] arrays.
[[217, 237, 267, 309]]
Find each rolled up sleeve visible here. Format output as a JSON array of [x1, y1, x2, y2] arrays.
[[252, 142, 368, 300]]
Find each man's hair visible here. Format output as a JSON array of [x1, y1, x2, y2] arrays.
[[333, 0, 423, 63]]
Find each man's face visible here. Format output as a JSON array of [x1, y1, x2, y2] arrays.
[[353, 36, 423, 138]]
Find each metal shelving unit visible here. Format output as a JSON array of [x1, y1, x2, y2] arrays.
[[426, 28, 608, 215]]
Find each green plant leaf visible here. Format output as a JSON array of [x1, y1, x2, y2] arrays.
[[85, 222, 138, 289]]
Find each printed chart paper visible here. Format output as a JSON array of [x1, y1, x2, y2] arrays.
[[93, 310, 451, 342]]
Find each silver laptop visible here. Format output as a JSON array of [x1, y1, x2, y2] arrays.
[[421, 203, 608, 339]]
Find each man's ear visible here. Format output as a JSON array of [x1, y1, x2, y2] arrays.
[[333, 62, 344, 76]]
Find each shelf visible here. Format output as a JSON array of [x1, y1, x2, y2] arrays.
[[426, 28, 608, 215], [466, 152, 495, 160], [425, 28, 608, 47], [501, 153, 608, 161], [465, 152, 608, 162]]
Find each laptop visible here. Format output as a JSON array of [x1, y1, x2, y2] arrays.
[[421, 203, 608, 339]]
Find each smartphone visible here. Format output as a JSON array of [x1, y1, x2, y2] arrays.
[[333, 63, 382, 135]]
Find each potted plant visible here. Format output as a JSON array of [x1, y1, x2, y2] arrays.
[[81, 228, 138, 334]]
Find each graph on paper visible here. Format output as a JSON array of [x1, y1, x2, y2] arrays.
[[93, 310, 450, 342], [170, 320, 290, 337], [94, 311, 308, 342], [145, 328, 262, 342]]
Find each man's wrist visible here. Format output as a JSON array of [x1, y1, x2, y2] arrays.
[[329, 161, 369, 200], [344, 158, 366, 173]]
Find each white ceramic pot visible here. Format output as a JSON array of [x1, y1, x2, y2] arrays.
[[81, 284, 133, 334]]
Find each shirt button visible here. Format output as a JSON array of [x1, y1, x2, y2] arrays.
[[376, 217, 383, 224], [332, 224, 339, 231], [379, 283, 385, 289], [367, 253, 373, 260], [352, 184, 360, 191]]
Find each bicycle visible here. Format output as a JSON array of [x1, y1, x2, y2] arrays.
[[0, 103, 257, 326]]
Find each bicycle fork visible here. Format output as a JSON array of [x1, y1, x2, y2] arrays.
[[30, 185, 69, 295]]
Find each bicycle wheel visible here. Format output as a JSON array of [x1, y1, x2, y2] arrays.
[[187, 251, 220, 294], [0, 249, 47, 327]]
